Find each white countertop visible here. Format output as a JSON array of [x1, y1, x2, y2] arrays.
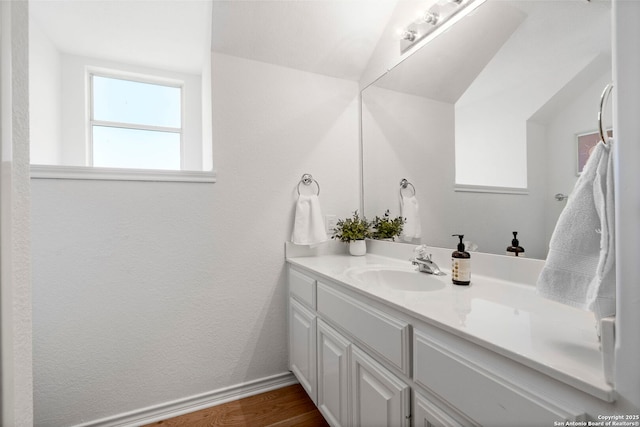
[[286, 250, 614, 402]]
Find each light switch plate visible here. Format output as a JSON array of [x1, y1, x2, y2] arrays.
[[325, 215, 337, 234]]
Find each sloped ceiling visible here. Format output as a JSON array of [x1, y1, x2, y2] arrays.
[[29, 0, 401, 81], [29, 0, 612, 100], [372, 1, 527, 103], [370, 0, 611, 105], [211, 0, 398, 81], [29, 0, 213, 75]]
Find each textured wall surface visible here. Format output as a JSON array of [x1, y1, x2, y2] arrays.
[[1, 0, 33, 425], [31, 53, 359, 425]]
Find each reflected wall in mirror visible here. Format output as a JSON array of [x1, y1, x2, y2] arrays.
[[28, 1, 213, 172], [362, 0, 611, 259]]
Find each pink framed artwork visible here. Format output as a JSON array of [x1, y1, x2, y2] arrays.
[[576, 129, 612, 175]]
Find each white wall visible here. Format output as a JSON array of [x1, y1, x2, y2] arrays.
[[1, 0, 33, 425], [201, 53, 213, 171], [28, 14, 61, 165], [31, 52, 360, 425]]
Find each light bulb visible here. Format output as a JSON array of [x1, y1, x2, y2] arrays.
[[422, 11, 439, 25], [400, 30, 417, 42]]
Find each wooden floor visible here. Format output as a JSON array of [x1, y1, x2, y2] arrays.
[[144, 384, 329, 427]]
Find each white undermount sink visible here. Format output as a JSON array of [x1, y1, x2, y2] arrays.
[[346, 265, 446, 292]]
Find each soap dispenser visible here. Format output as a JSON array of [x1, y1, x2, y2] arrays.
[[451, 234, 471, 286], [506, 231, 525, 257]]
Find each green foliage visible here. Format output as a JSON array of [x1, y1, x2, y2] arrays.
[[371, 210, 405, 241], [332, 210, 371, 243]]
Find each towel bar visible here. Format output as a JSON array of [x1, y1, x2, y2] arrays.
[[297, 173, 320, 195], [598, 82, 613, 145], [399, 178, 416, 197]]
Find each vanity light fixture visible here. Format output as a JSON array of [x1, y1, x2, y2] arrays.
[[400, 0, 484, 53]]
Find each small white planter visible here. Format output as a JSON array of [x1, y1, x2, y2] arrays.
[[349, 240, 366, 256]]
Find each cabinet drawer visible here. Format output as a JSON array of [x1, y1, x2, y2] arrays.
[[414, 329, 584, 426], [317, 282, 410, 375], [289, 268, 316, 309]]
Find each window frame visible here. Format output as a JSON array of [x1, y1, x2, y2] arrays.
[[87, 68, 186, 170], [29, 60, 216, 183], [30, 164, 217, 183]]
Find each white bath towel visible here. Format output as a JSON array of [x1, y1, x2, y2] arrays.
[[537, 140, 615, 325], [291, 194, 328, 246], [400, 195, 422, 242]]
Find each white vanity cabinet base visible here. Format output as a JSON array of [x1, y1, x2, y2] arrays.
[[287, 262, 610, 427], [289, 298, 317, 403], [317, 282, 410, 376], [317, 319, 350, 427], [351, 346, 410, 427], [414, 329, 585, 426]]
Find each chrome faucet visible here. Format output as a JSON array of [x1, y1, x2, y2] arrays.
[[411, 245, 445, 275]]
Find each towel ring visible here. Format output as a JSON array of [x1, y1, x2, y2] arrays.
[[399, 178, 416, 197], [598, 82, 613, 145], [297, 173, 320, 196]]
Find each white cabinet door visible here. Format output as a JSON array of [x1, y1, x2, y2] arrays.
[[414, 391, 467, 427], [351, 346, 410, 427], [289, 298, 317, 403], [317, 319, 350, 427]]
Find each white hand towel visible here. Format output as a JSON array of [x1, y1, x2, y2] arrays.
[[536, 140, 615, 325], [400, 195, 422, 242], [291, 194, 328, 246]]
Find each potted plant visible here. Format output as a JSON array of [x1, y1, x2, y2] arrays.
[[331, 210, 371, 256], [371, 210, 405, 241]]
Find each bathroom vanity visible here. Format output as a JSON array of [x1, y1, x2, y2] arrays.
[[286, 241, 616, 426]]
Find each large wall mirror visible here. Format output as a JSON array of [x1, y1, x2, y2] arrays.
[[28, 1, 213, 173], [362, 0, 611, 259]]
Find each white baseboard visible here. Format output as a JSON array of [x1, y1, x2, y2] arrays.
[[73, 372, 298, 427]]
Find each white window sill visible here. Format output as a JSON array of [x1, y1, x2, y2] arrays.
[[454, 184, 528, 195], [30, 165, 216, 183]]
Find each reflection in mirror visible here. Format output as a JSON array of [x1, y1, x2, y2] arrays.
[[28, 0, 213, 172], [362, 0, 611, 259]]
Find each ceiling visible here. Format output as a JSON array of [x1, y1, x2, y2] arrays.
[[374, 1, 527, 103], [29, 0, 213, 75], [210, 0, 398, 81], [372, 0, 611, 104], [28, 0, 404, 81], [28, 0, 612, 89]]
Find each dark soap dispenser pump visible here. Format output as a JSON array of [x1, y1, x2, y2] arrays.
[[506, 231, 525, 257], [451, 234, 471, 286]]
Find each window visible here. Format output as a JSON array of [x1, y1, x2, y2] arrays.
[[90, 74, 183, 170]]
